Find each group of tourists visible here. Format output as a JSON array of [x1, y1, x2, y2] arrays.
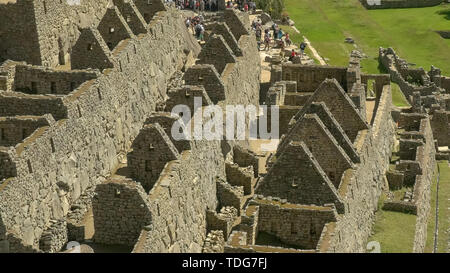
[[185, 15, 205, 41], [227, 0, 257, 12], [169, 0, 256, 13], [172, 0, 220, 11], [252, 18, 307, 62]]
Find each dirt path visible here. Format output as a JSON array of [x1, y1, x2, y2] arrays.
[[291, 26, 327, 65], [365, 99, 376, 125], [303, 37, 327, 65]]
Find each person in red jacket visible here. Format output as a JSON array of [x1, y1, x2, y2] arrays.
[[289, 49, 297, 61]]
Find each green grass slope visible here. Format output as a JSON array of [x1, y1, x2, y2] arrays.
[[284, 0, 450, 74]]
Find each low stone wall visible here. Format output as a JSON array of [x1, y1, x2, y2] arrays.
[[206, 207, 238, 239], [383, 200, 417, 214], [281, 64, 349, 92], [250, 197, 337, 249], [202, 230, 225, 253], [12, 64, 98, 95], [232, 146, 259, 178], [216, 179, 244, 213], [0, 93, 68, 120], [226, 163, 254, 195], [38, 219, 68, 253], [360, 0, 444, 9]]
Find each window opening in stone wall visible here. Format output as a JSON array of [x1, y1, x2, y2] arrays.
[[0, 128, 5, 140], [77, 104, 82, 118], [50, 138, 55, 153], [22, 128, 27, 140], [70, 82, 76, 91], [27, 160, 33, 173], [291, 222, 297, 235], [43, 1, 47, 14], [31, 82, 37, 94], [97, 88, 102, 100], [50, 82, 56, 94], [107, 42, 113, 51]]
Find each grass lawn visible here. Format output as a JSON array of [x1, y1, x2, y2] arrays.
[[368, 196, 417, 253], [284, 0, 450, 74], [391, 82, 411, 107], [279, 25, 320, 64], [425, 161, 450, 253]]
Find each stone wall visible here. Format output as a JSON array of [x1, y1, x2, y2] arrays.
[[132, 139, 226, 253], [431, 110, 450, 146], [12, 64, 98, 95], [0, 0, 41, 65], [360, 0, 444, 9], [92, 179, 152, 246], [251, 197, 337, 249], [281, 64, 348, 92], [324, 84, 396, 252], [216, 179, 244, 213], [202, 230, 225, 253], [256, 141, 345, 213], [225, 163, 254, 195], [0, 0, 112, 67], [0, 115, 53, 147], [127, 123, 180, 192], [0, 147, 17, 181], [232, 145, 259, 178], [411, 117, 436, 252], [0, 93, 68, 120], [97, 7, 134, 51], [38, 219, 68, 253]]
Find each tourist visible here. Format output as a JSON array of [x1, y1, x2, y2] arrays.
[[289, 49, 297, 61], [279, 39, 286, 59], [278, 28, 284, 40], [285, 33, 292, 47], [255, 27, 262, 42], [200, 0, 205, 11], [264, 34, 271, 51], [300, 41, 307, 56]]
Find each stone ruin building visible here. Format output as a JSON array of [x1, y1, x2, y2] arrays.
[[0, 0, 444, 253], [379, 47, 450, 158]]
